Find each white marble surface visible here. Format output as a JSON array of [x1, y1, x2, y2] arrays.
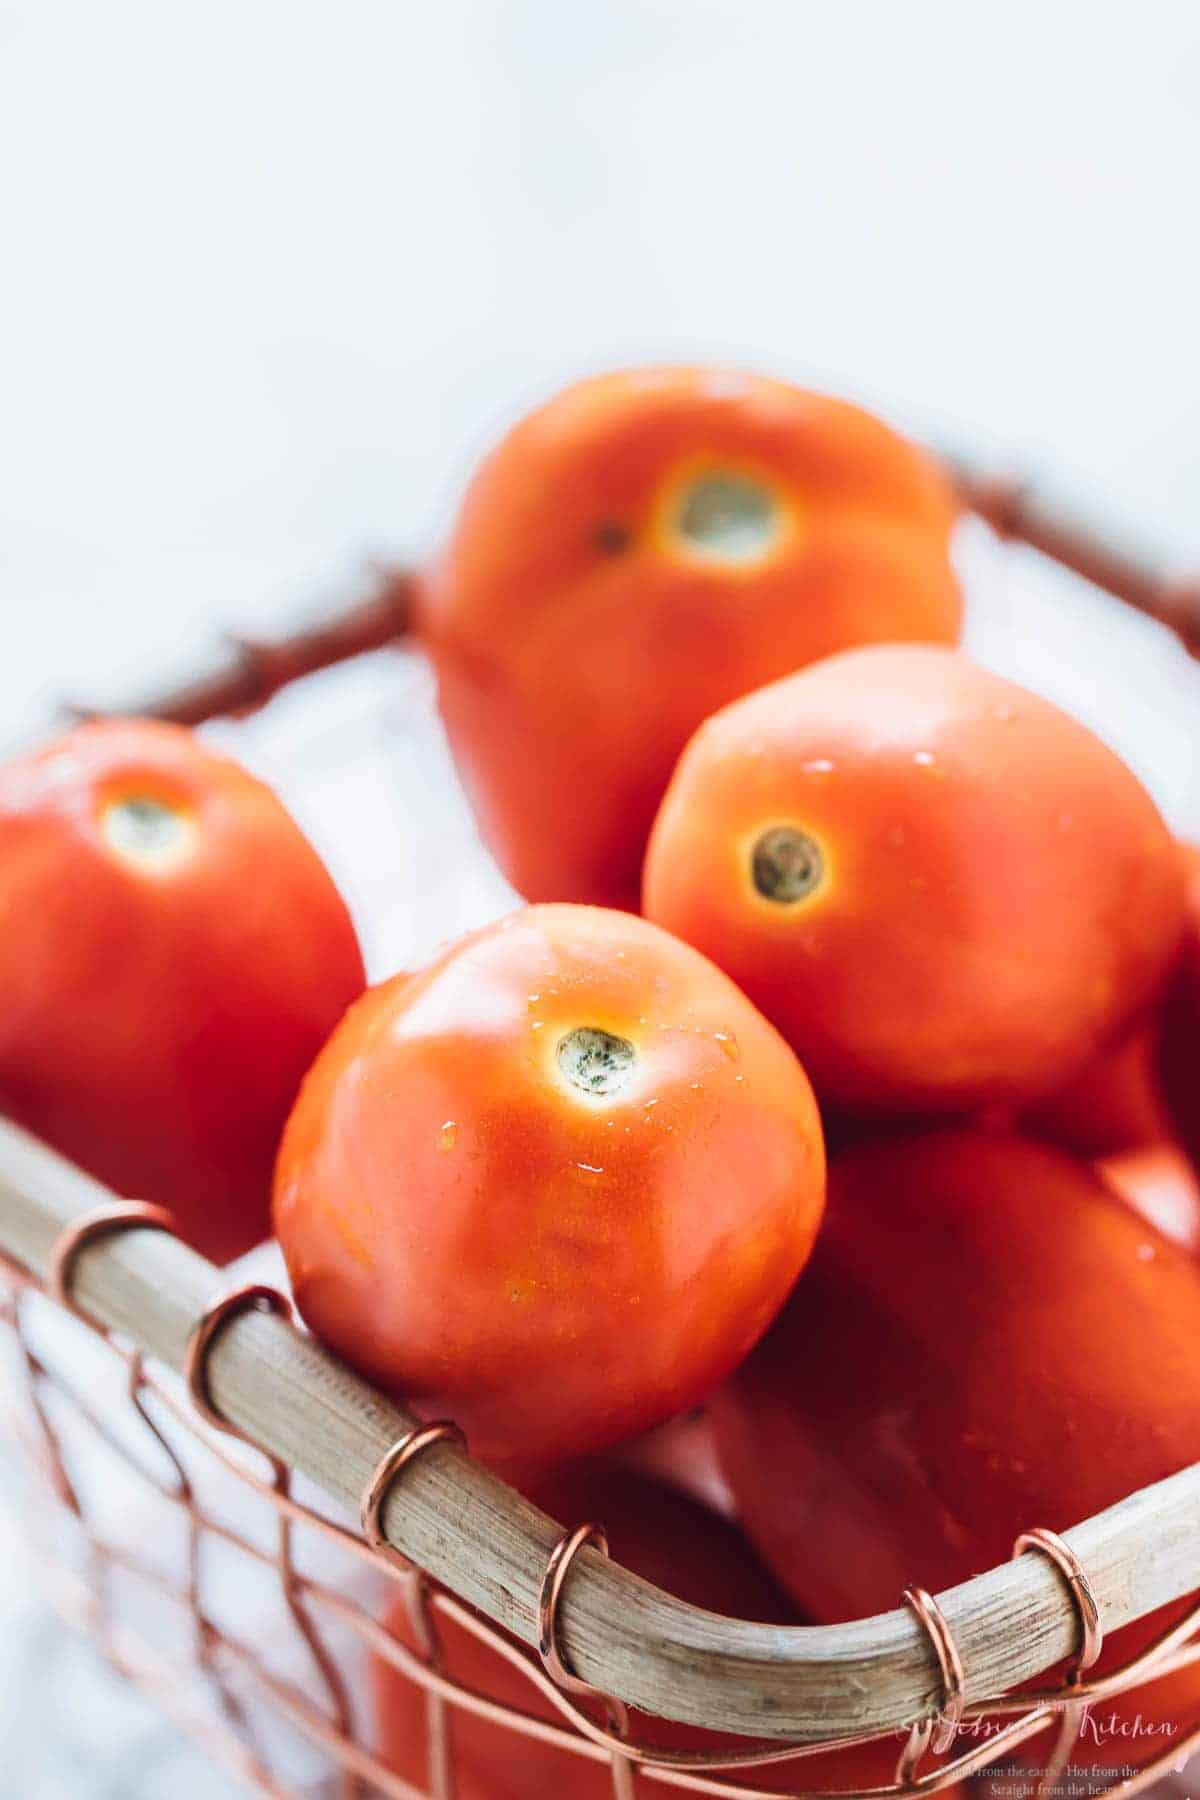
[[3, 1, 1200, 1794]]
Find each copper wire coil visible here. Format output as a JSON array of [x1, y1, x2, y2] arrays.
[[6, 1244, 1200, 1798]]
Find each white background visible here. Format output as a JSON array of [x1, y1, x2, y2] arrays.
[[2, 0, 1200, 735], [2, 2, 1200, 1794]]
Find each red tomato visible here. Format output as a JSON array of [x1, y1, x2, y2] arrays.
[[274, 904, 824, 1470], [1021, 1019, 1173, 1159], [371, 1463, 963, 1799], [420, 368, 961, 910], [0, 720, 364, 1263], [710, 1130, 1200, 1738], [1024, 846, 1199, 1160], [1161, 847, 1200, 1169], [615, 1409, 737, 1518], [644, 646, 1184, 1114]]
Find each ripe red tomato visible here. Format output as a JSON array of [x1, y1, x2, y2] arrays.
[[615, 1409, 737, 1518], [1161, 847, 1200, 1168], [644, 646, 1184, 1114], [710, 1129, 1200, 1721], [371, 1462, 963, 1799], [274, 904, 824, 1470], [1021, 1019, 1173, 1159], [420, 368, 961, 910], [1023, 845, 1199, 1159], [0, 720, 365, 1263]]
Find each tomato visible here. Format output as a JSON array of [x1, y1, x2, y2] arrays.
[[371, 1462, 963, 1799], [1161, 847, 1200, 1169], [274, 904, 824, 1470], [615, 1408, 737, 1518], [420, 367, 961, 910], [644, 646, 1184, 1114], [1023, 846, 1199, 1159], [0, 719, 364, 1263], [710, 1129, 1200, 1728], [1021, 1020, 1173, 1159]]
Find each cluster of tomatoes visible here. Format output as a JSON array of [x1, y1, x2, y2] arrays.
[[5, 367, 1200, 1795]]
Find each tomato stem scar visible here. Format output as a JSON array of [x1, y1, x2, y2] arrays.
[[556, 1027, 637, 1096], [101, 795, 194, 867], [675, 471, 779, 564], [752, 826, 824, 903]]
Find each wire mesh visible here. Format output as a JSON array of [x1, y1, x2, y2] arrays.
[[4, 1135, 1200, 1798]]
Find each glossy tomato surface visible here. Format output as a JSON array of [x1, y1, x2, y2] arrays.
[[274, 904, 824, 1470], [1162, 847, 1200, 1169], [371, 1462, 962, 1800], [420, 367, 961, 909], [0, 720, 365, 1263], [1024, 844, 1199, 1159], [644, 646, 1184, 1113], [711, 1129, 1200, 1701], [1021, 1019, 1173, 1159], [616, 1408, 737, 1518]]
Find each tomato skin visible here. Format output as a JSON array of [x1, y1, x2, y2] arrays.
[[1021, 1019, 1173, 1159], [711, 1130, 1200, 1698], [371, 1463, 961, 1800], [420, 368, 961, 910], [1024, 846, 1199, 1160], [0, 720, 365, 1264], [644, 645, 1184, 1114], [616, 1409, 737, 1518], [274, 904, 824, 1470], [1161, 849, 1200, 1169]]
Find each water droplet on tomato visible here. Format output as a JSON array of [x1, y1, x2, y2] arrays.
[[439, 1121, 458, 1152]]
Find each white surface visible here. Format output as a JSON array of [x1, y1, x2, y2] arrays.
[[2, 0, 1200, 739], [3, 2, 1200, 1795]]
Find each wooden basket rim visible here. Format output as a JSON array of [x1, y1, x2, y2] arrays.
[[2, 1116, 1198, 1744]]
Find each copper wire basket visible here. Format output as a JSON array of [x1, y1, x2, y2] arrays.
[[3, 451, 1200, 1800]]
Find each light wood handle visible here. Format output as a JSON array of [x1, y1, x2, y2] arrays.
[[2, 1114, 1199, 1742]]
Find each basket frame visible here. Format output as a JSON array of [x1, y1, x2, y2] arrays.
[[3, 452, 1200, 1794], [5, 1115, 1200, 1780]]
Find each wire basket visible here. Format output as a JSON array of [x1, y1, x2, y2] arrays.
[[3, 455, 1200, 1800]]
